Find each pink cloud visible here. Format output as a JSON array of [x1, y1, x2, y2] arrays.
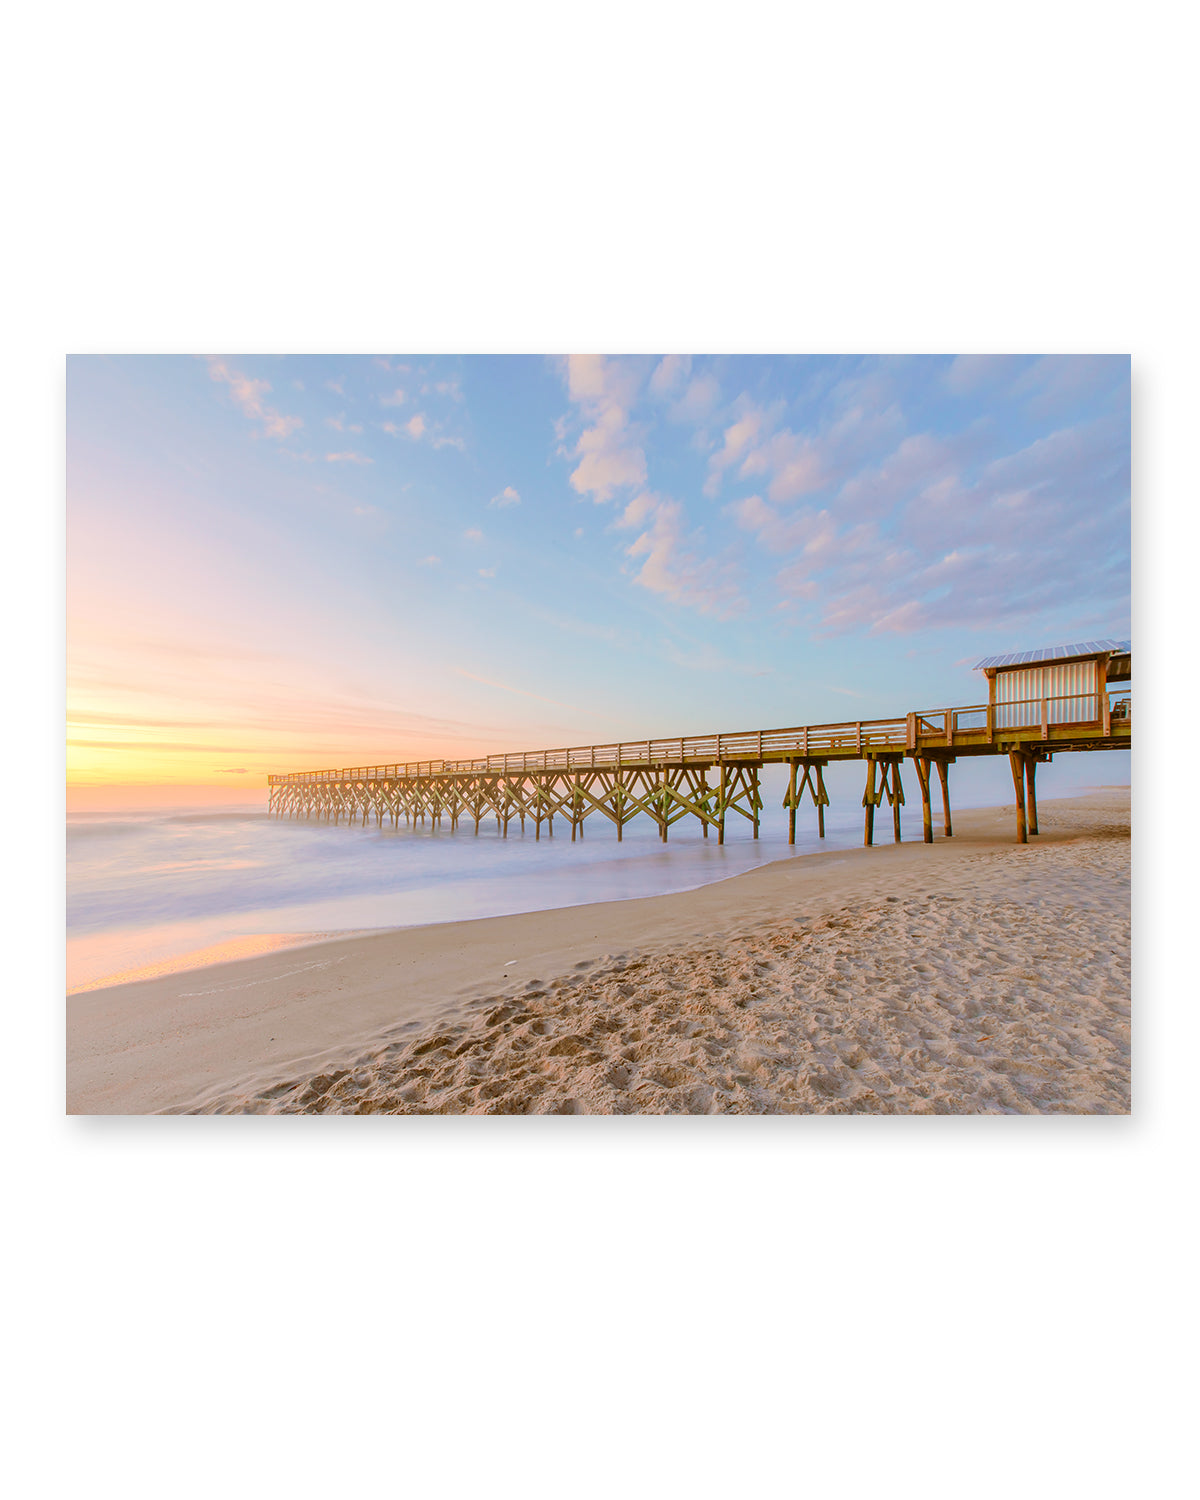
[[205, 357, 301, 440], [562, 355, 647, 503]]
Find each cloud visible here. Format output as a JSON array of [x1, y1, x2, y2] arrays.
[[943, 354, 1025, 395], [205, 357, 302, 440], [216, 767, 250, 774], [464, 528, 484, 541], [753, 411, 1129, 638], [703, 402, 775, 496], [434, 378, 463, 401], [380, 388, 407, 406], [489, 485, 521, 507], [381, 411, 453, 445], [561, 354, 647, 503], [325, 413, 363, 433], [419, 555, 440, 565], [478, 567, 496, 578], [1012, 354, 1129, 418], [648, 356, 722, 425], [325, 379, 345, 396], [649, 354, 691, 398], [617, 491, 745, 618], [670, 373, 721, 424], [68, 739, 257, 753], [67, 711, 226, 729], [325, 451, 372, 464], [707, 370, 905, 504]]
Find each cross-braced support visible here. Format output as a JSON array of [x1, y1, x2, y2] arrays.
[[715, 763, 761, 844], [783, 759, 829, 842], [862, 754, 904, 845]]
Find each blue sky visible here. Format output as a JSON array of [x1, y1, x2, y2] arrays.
[[67, 353, 1130, 785]]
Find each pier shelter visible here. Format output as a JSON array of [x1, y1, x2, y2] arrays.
[[969, 638, 1132, 843], [976, 639, 1131, 733]]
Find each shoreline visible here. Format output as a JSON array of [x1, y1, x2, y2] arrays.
[[66, 789, 1131, 1114]]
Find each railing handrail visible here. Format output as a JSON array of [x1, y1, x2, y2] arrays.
[[268, 715, 910, 784]]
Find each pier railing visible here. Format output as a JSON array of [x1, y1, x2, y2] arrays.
[[268, 716, 910, 785], [909, 689, 1132, 745]]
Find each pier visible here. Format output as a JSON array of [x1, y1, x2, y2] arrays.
[[268, 640, 1131, 847]]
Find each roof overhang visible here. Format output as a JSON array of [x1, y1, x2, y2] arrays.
[[975, 638, 1131, 672]]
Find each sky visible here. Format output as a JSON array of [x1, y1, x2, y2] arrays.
[[66, 353, 1130, 792]]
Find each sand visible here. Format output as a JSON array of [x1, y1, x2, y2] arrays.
[[66, 789, 1130, 1115]]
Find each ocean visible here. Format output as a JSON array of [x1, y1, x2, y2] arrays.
[[66, 753, 1130, 993]]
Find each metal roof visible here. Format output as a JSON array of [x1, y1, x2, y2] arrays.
[[974, 639, 1131, 670]]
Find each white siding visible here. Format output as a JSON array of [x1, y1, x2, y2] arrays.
[[1045, 660, 1096, 724], [995, 661, 1098, 727]]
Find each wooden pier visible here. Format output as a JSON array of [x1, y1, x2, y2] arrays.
[[268, 642, 1131, 849]]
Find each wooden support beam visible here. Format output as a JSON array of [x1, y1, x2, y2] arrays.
[[787, 759, 798, 845], [1025, 755, 1039, 836], [888, 759, 904, 843], [718, 762, 727, 845], [1009, 751, 1028, 844], [935, 758, 953, 836], [863, 757, 878, 846], [912, 754, 933, 843]]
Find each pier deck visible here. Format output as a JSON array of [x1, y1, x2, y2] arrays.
[[268, 683, 1131, 848]]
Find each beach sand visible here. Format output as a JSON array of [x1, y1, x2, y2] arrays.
[[66, 788, 1130, 1115]]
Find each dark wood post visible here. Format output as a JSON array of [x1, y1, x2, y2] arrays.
[[787, 759, 798, 845], [1025, 756, 1039, 836], [718, 762, 726, 845], [863, 757, 877, 846], [935, 758, 953, 836], [1009, 751, 1028, 844], [816, 764, 826, 838], [914, 755, 933, 843], [751, 766, 760, 838], [890, 759, 903, 843]]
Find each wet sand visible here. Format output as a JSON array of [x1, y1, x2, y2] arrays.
[[66, 789, 1130, 1114]]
